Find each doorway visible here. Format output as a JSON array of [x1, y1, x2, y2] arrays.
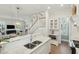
[[60, 17, 69, 42]]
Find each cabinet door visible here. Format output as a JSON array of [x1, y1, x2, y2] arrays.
[[31, 40, 50, 54], [53, 19, 59, 30]]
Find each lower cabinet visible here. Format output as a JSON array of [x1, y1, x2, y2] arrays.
[[31, 40, 50, 54]]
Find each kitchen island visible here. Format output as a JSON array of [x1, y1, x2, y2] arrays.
[[0, 34, 51, 54]]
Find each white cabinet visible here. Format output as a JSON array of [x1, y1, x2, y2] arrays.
[[49, 17, 61, 44], [49, 17, 59, 31], [31, 40, 50, 54], [49, 17, 60, 35]]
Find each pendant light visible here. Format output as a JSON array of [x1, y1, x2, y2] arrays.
[[15, 6, 21, 28], [16, 6, 20, 19], [71, 4, 77, 16]]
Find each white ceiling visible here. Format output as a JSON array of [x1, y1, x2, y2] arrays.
[[0, 4, 72, 18]]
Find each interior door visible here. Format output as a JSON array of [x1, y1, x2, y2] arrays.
[[60, 17, 69, 42]]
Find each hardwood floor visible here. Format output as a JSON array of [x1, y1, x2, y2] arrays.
[[50, 41, 72, 54]]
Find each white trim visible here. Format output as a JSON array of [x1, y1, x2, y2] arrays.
[[61, 39, 69, 42]]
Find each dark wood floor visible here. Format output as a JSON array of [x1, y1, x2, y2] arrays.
[[50, 41, 72, 54]]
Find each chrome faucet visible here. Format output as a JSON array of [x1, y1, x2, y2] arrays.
[[29, 34, 32, 43]]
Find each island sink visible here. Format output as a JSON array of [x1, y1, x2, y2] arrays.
[[73, 40, 79, 48], [32, 40, 42, 45], [24, 43, 36, 49], [24, 40, 42, 49]]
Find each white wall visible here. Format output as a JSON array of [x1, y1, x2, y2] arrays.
[[0, 17, 24, 25], [70, 15, 79, 41], [69, 5, 79, 41], [49, 10, 71, 18], [0, 17, 26, 32]]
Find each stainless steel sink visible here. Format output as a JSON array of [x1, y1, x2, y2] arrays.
[[24, 40, 42, 49], [73, 40, 79, 48], [24, 43, 36, 49], [32, 40, 42, 45]]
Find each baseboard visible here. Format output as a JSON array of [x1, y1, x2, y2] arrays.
[[61, 39, 69, 42]]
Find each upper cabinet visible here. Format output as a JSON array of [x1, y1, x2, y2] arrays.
[[49, 17, 59, 31]]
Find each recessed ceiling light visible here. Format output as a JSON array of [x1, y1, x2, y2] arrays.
[[48, 6, 51, 9]]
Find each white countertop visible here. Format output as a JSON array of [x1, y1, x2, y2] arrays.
[[25, 36, 50, 54], [0, 34, 31, 45], [0, 35, 50, 54]]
